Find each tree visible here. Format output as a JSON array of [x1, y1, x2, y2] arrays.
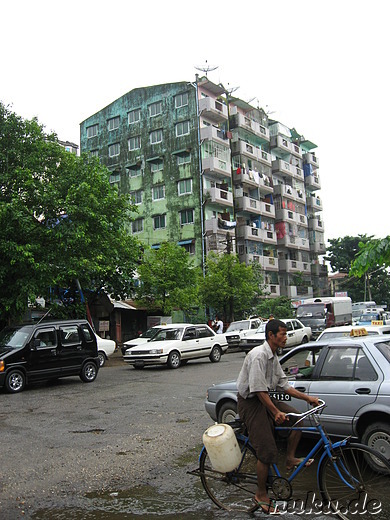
[[199, 253, 261, 322], [255, 297, 294, 320], [325, 235, 390, 306], [135, 242, 202, 316], [0, 103, 141, 326]]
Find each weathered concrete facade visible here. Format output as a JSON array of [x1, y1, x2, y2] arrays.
[[80, 77, 328, 297]]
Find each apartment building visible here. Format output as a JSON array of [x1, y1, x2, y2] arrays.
[[80, 77, 327, 298]]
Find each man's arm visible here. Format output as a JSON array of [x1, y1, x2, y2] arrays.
[[256, 391, 286, 425], [286, 386, 319, 406]]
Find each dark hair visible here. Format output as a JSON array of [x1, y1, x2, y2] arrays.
[[266, 319, 287, 340]]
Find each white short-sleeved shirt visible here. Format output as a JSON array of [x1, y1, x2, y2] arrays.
[[237, 341, 289, 398]]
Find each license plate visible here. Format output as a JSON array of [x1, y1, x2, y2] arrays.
[[269, 391, 291, 401], [134, 360, 145, 368]]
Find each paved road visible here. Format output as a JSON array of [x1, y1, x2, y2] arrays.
[[1, 350, 338, 519]]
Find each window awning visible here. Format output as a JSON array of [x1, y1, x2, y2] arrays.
[[178, 239, 194, 245]]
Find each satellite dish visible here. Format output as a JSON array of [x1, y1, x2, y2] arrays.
[[194, 60, 218, 77]]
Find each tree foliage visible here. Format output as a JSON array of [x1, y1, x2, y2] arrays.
[[325, 234, 390, 306], [199, 253, 262, 322], [255, 297, 294, 320], [135, 242, 202, 316], [0, 102, 141, 325]]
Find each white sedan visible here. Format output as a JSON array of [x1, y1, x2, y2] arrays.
[[123, 324, 228, 369], [95, 334, 116, 367], [239, 318, 312, 353]]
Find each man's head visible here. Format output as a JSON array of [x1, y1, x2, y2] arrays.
[[265, 319, 287, 351]]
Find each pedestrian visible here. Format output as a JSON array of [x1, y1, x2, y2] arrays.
[[236, 318, 319, 514], [214, 315, 224, 334]]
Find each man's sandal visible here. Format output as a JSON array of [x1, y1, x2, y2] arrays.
[[286, 457, 314, 472], [252, 498, 281, 514]]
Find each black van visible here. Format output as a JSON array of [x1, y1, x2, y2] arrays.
[[0, 320, 100, 393]]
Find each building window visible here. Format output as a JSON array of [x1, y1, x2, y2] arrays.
[[128, 108, 141, 124], [182, 242, 195, 254], [87, 124, 98, 138], [130, 190, 142, 204], [175, 92, 189, 108], [180, 209, 194, 225], [178, 178, 192, 195], [149, 101, 162, 117], [132, 219, 144, 233], [150, 129, 163, 144], [90, 149, 99, 157], [153, 214, 166, 229], [151, 160, 163, 172], [107, 116, 120, 131], [176, 120, 190, 137], [109, 171, 120, 183], [108, 143, 120, 157], [128, 136, 141, 151], [127, 165, 142, 177], [152, 185, 165, 200], [177, 152, 191, 165]]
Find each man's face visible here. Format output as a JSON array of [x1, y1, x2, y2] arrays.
[[269, 327, 287, 350]]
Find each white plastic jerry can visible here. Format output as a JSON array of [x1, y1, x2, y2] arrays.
[[202, 423, 242, 472]]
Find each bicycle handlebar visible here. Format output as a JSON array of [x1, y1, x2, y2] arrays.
[[284, 398, 326, 423]]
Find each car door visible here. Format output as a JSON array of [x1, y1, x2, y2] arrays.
[[28, 327, 60, 380], [285, 321, 295, 348], [288, 344, 381, 437], [291, 320, 304, 346], [180, 326, 200, 360], [58, 324, 85, 374]]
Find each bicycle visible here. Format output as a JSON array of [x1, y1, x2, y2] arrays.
[[189, 399, 390, 519]]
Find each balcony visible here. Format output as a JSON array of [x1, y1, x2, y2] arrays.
[[310, 241, 327, 254], [231, 140, 272, 166], [232, 168, 273, 193], [236, 225, 277, 245], [311, 263, 328, 277], [308, 217, 324, 232], [281, 284, 313, 299], [204, 217, 235, 237], [205, 187, 233, 207], [303, 152, 319, 169], [202, 156, 231, 179], [270, 135, 291, 155], [277, 234, 310, 251], [263, 284, 281, 297], [275, 207, 300, 224], [290, 143, 302, 158], [229, 113, 270, 143], [306, 194, 323, 212], [200, 125, 228, 145], [235, 197, 275, 217], [199, 97, 228, 123], [239, 252, 279, 272], [273, 184, 306, 203], [279, 259, 311, 274], [272, 159, 293, 176], [305, 173, 321, 191]]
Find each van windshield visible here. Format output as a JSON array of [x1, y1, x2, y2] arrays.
[[0, 327, 31, 349], [297, 304, 326, 318]]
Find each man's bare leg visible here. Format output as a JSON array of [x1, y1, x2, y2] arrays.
[[286, 429, 302, 469], [255, 459, 278, 512]]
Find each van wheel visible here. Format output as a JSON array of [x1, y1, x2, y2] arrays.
[[80, 361, 98, 382], [5, 369, 26, 393], [167, 351, 181, 369], [98, 351, 106, 367]]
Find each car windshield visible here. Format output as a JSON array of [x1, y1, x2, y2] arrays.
[[359, 313, 380, 321], [296, 304, 325, 318], [226, 321, 250, 332], [149, 328, 182, 341], [255, 324, 266, 333], [140, 327, 161, 339], [0, 327, 31, 348]]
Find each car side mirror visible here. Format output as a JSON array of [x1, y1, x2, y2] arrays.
[[31, 339, 40, 350]]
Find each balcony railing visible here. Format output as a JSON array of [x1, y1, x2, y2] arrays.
[[200, 125, 228, 145], [231, 140, 272, 166], [205, 187, 233, 207], [236, 225, 277, 244], [202, 156, 231, 178], [235, 197, 275, 217], [305, 173, 321, 190], [279, 259, 311, 273], [199, 97, 228, 122], [303, 152, 319, 169], [306, 195, 323, 211], [229, 113, 270, 142]]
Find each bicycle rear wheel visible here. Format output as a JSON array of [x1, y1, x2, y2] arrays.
[[199, 438, 259, 512], [318, 442, 390, 520]]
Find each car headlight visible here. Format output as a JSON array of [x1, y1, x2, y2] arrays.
[[148, 349, 164, 354]]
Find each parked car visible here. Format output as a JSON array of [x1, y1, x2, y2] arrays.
[[239, 318, 311, 353], [121, 324, 192, 355], [317, 324, 390, 341], [224, 317, 262, 349], [204, 334, 390, 466], [0, 320, 99, 393], [95, 334, 116, 367], [123, 324, 228, 369]]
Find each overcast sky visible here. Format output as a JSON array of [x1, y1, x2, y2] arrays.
[[2, 0, 389, 244]]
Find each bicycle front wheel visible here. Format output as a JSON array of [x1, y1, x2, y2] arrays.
[[199, 438, 259, 512], [318, 442, 390, 520]]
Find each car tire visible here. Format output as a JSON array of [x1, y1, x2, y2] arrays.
[[80, 361, 98, 383], [209, 346, 222, 363], [167, 350, 181, 369], [218, 401, 238, 424], [5, 369, 26, 393], [362, 422, 390, 471], [98, 351, 106, 367], [301, 336, 309, 344]]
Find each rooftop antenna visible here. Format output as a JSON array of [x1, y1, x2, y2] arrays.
[[247, 97, 260, 108], [195, 60, 218, 78], [266, 104, 276, 115]]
